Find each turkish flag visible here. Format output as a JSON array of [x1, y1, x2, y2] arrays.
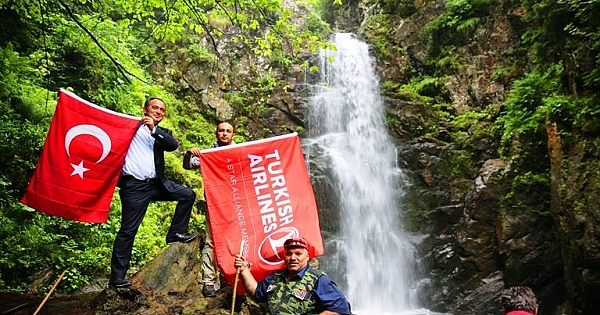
[[21, 89, 140, 223], [199, 133, 323, 293]]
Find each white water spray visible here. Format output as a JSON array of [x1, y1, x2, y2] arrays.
[[304, 33, 433, 315]]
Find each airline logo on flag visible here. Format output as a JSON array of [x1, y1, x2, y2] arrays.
[[21, 89, 140, 223], [199, 133, 323, 291]]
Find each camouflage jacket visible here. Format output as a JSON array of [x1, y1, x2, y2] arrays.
[[264, 267, 325, 315]]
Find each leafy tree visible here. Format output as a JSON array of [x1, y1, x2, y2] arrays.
[[0, 0, 333, 293]]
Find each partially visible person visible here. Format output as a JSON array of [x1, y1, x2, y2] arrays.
[[234, 237, 351, 315], [501, 286, 539, 315], [109, 97, 198, 288], [183, 122, 235, 297]]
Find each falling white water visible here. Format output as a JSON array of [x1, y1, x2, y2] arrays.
[[304, 33, 441, 315]]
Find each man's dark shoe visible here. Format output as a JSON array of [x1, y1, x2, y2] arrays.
[[108, 277, 132, 288], [166, 232, 198, 244], [202, 284, 217, 298]]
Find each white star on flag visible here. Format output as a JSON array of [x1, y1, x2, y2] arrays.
[[70, 160, 90, 178]]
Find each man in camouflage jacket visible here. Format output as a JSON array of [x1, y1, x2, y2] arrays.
[[234, 237, 351, 315]]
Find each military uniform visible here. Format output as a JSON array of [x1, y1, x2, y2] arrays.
[[254, 265, 351, 315]]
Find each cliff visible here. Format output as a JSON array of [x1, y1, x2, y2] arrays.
[[325, 0, 600, 314]]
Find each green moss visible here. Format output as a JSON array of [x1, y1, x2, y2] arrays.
[[501, 172, 551, 216], [447, 150, 475, 177], [295, 125, 306, 135], [491, 65, 521, 85]]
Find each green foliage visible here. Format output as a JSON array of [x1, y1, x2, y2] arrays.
[[493, 0, 600, 176], [388, 83, 428, 104], [221, 73, 286, 134], [380, 80, 400, 93], [491, 65, 522, 86], [179, 42, 217, 64], [422, 0, 492, 49], [1, 0, 315, 292], [90, 0, 332, 67], [0, 47, 53, 210], [519, 0, 600, 93], [302, 5, 333, 37], [361, 13, 402, 63], [0, 0, 233, 293], [0, 48, 54, 121], [381, 77, 448, 139], [382, 0, 417, 16], [399, 76, 450, 105], [403, 77, 436, 96], [446, 149, 475, 177], [433, 45, 469, 73], [501, 171, 551, 215], [497, 65, 562, 155], [301, 0, 340, 25], [452, 110, 488, 130], [0, 209, 117, 292]]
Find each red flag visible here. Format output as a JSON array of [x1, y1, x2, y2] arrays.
[[199, 133, 323, 293], [21, 89, 140, 223]]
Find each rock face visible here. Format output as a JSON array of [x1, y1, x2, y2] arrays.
[[315, 1, 600, 315], [134, 238, 203, 295], [412, 152, 565, 314], [138, 1, 600, 314], [0, 239, 250, 315]]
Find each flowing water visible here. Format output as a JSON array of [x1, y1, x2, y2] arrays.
[[304, 33, 445, 315]]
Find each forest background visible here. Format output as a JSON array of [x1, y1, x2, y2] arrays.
[[0, 0, 334, 293], [1, 0, 600, 314]]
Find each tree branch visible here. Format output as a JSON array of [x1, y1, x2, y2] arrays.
[[56, 0, 151, 85]]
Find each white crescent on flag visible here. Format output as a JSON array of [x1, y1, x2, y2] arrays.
[[21, 88, 140, 223]]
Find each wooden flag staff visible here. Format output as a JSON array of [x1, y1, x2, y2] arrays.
[[231, 239, 246, 315], [32, 269, 67, 315]]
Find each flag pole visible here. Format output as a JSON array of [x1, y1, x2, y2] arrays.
[[32, 269, 67, 315], [231, 239, 245, 315]]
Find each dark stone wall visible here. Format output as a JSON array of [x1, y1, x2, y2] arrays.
[[325, 0, 600, 314]]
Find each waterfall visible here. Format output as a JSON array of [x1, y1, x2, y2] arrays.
[[304, 33, 423, 314]]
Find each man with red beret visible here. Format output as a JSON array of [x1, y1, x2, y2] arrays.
[[234, 237, 351, 315]]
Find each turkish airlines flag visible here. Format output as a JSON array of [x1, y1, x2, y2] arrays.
[[199, 133, 323, 293], [21, 89, 140, 223]]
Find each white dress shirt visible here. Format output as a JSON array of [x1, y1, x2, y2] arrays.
[[122, 125, 156, 180]]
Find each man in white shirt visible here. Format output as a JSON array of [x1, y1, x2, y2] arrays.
[[109, 97, 197, 288]]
